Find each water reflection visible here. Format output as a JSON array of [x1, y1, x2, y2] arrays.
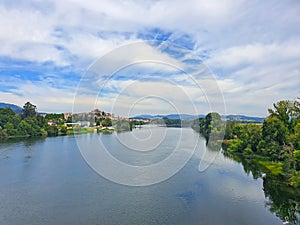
[[0, 129, 297, 224], [263, 177, 300, 224], [0, 137, 46, 160], [224, 153, 300, 224]]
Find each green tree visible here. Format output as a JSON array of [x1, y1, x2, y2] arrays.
[[95, 117, 102, 126], [200, 112, 222, 140], [36, 115, 47, 128], [66, 116, 73, 123], [60, 125, 68, 135], [258, 116, 288, 159], [192, 113, 224, 150], [16, 117, 43, 136], [46, 125, 59, 136], [224, 121, 237, 139], [11, 114, 21, 128], [267, 100, 297, 133], [263, 116, 288, 145], [239, 124, 262, 152], [227, 138, 244, 153], [0, 126, 8, 139], [288, 120, 300, 150], [294, 150, 300, 171], [0, 107, 15, 117], [0, 108, 20, 128], [45, 113, 64, 120], [21, 102, 37, 119], [26, 118, 43, 135], [268, 100, 290, 122], [205, 112, 221, 131], [17, 120, 33, 136], [290, 98, 300, 120], [102, 118, 112, 127], [45, 113, 65, 125], [4, 122, 16, 136], [232, 124, 243, 138], [115, 120, 131, 132]]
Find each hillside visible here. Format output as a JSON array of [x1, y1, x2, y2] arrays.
[[0, 102, 22, 114], [132, 113, 264, 123]]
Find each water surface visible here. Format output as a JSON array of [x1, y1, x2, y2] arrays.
[[0, 127, 284, 225]]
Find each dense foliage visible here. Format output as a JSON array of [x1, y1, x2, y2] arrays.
[[193, 99, 300, 188], [45, 113, 64, 122], [192, 112, 225, 150], [114, 120, 132, 132], [151, 117, 191, 127], [101, 117, 112, 127], [112, 120, 147, 132], [0, 102, 70, 138], [0, 102, 150, 138], [225, 100, 300, 186], [21, 101, 37, 119], [0, 103, 46, 138]]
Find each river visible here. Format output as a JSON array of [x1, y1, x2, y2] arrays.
[[0, 127, 293, 224]]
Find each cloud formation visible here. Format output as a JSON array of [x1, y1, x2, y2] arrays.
[[0, 0, 299, 116]]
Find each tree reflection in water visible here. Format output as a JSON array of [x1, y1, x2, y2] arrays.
[[263, 176, 300, 225], [224, 152, 300, 224]]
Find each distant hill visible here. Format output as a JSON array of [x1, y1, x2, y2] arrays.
[[131, 114, 205, 120], [224, 115, 264, 123], [132, 113, 264, 123], [0, 102, 22, 114]]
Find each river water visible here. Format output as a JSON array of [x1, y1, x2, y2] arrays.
[[0, 127, 287, 224]]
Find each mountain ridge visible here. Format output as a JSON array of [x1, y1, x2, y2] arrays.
[[0, 102, 22, 114], [131, 113, 265, 122], [0, 102, 265, 123]]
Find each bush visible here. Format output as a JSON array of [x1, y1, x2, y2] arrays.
[[60, 125, 68, 135], [46, 126, 58, 136], [288, 171, 300, 187]]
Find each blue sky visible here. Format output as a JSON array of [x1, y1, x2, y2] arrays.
[[0, 0, 299, 116]]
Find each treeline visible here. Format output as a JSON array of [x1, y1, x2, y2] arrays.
[[0, 102, 150, 139], [192, 112, 224, 149], [192, 98, 300, 187], [113, 120, 148, 132], [0, 102, 67, 138], [151, 117, 191, 127]]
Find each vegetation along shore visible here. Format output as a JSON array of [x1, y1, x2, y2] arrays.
[[192, 98, 300, 189]]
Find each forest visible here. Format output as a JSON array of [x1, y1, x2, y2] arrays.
[[0, 102, 55, 138], [0, 101, 92, 138], [192, 98, 300, 188]]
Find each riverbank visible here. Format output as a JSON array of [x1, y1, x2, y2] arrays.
[[223, 150, 300, 189], [222, 150, 300, 223], [0, 102, 149, 141], [192, 99, 300, 189], [0, 127, 96, 140]]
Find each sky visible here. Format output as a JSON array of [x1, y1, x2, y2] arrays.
[[0, 0, 299, 117]]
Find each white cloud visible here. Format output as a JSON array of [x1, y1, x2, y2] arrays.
[[0, 0, 299, 116], [0, 5, 68, 65], [208, 40, 300, 68], [0, 78, 76, 112], [87, 76, 226, 116], [203, 37, 300, 115]]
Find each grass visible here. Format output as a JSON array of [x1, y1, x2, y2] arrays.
[[97, 127, 114, 133], [67, 127, 95, 135]]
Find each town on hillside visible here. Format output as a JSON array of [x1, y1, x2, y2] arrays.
[[40, 109, 150, 128], [0, 102, 150, 138]]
